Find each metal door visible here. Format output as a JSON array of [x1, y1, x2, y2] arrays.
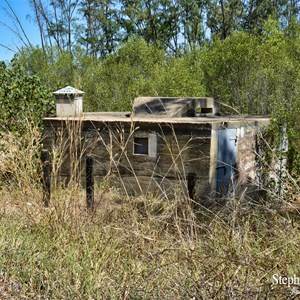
[[216, 128, 237, 196]]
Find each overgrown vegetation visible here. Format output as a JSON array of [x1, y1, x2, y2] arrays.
[[0, 142, 300, 299], [5, 21, 300, 177], [0, 60, 54, 136], [0, 119, 299, 299], [1, 0, 300, 298], [1, 188, 300, 299]]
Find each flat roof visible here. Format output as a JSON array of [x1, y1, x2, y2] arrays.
[[44, 112, 270, 125]]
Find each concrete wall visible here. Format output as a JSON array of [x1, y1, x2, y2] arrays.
[[43, 119, 266, 200], [236, 126, 260, 195], [56, 96, 83, 117], [209, 123, 264, 198], [43, 120, 213, 199]]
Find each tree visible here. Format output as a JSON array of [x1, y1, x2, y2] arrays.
[[29, 0, 80, 54], [207, 0, 245, 39], [79, 0, 121, 58], [0, 59, 54, 136], [17, 46, 77, 89], [201, 31, 259, 112], [120, 0, 160, 43], [82, 37, 206, 111], [179, 0, 207, 50], [242, 0, 280, 34], [158, 0, 182, 55]]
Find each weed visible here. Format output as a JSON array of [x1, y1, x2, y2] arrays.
[[0, 119, 300, 299]]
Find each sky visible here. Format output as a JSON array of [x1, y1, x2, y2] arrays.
[[0, 0, 41, 62]]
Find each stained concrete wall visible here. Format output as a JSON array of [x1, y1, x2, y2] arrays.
[[236, 126, 261, 196], [56, 96, 83, 117], [43, 119, 267, 200], [209, 122, 265, 198], [43, 120, 213, 199]]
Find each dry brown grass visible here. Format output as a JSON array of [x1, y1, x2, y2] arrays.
[[1, 123, 300, 299], [1, 184, 300, 299]]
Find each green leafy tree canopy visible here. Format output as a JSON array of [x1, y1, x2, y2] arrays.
[[0, 59, 54, 136]]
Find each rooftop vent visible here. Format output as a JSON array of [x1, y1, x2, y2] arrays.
[[53, 86, 84, 117]]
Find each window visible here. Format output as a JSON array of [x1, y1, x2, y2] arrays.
[[134, 137, 149, 155], [201, 107, 213, 114], [195, 107, 213, 116], [133, 132, 157, 158]]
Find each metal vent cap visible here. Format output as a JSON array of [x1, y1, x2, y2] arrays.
[[53, 86, 84, 95]]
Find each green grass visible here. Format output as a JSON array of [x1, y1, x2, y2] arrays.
[[0, 187, 300, 299]]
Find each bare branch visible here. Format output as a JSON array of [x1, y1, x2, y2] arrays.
[[35, 0, 62, 51], [0, 43, 16, 53], [0, 20, 29, 48], [3, 0, 33, 48], [29, 0, 45, 51]]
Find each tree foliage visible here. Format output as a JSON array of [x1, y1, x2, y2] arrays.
[[82, 38, 205, 111], [25, 0, 300, 57], [0, 59, 54, 136], [2, 0, 300, 176]]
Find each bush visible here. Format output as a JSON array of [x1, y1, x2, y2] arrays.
[[0, 59, 54, 136]]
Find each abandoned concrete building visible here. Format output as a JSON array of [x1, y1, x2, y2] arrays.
[[43, 86, 270, 199]]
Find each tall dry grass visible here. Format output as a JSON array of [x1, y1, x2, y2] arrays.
[[0, 122, 300, 299]]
